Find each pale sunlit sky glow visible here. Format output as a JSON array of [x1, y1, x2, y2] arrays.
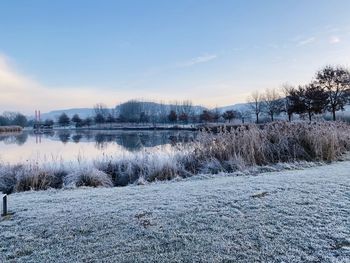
[[1, 0, 350, 114]]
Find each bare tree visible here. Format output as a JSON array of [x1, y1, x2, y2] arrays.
[[289, 84, 328, 122], [247, 91, 263, 124], [262, 88, 284, 122], [118, 100, 142, 122], [303, 83, 328, 121], [168, 110, 177, 123], [240, 110, 251, 124], [222, 110, 235, 123], [315, 65, 350, 121], [94, 103, 110, 119], [281, 83, 295, 122]]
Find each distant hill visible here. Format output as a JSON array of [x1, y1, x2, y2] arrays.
[[115, 101, 207, 116], [216, 103, 251, 113], [40, 108, 96, 121], [39, 102, 207, 121]]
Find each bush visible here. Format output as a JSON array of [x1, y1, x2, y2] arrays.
[[64, 167, 113, 188]]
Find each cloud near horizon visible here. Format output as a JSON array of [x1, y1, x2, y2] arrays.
[[0, 53, 237, 114], [0, 54, 125, 114]]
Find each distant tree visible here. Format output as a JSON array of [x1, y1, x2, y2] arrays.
[[0, 115, 9, 126], [222, 110, 235, 123], [179, 100, 194, 123], [211, 108, 220, 123], [178, 113, 189, 123], [291, 84, 328, 121], [262, 88, 284, 122], [83, 117, 93, 127], [94, 103, 110, 119], [200, 110, 213, 123], [106, 113, 116, 124], [139, 112, 149, 123], [240, 111, 250, 124], [11, 113, 27, 127], [281, 84, 296, 121], [0, 112, 19, 126], [287, 86, 305, 115], [2, 112, 17, 123], [94, 113, 105, 125], [71, 114, 83, 127], [247, 91, 263, 124], [303, 83, 329, 121], [315, 65, 350, 121], [58, 113, 70, 127], [168, 110, 177, 123], [118, 100, 143, 122], [44, 119, 54, 127]]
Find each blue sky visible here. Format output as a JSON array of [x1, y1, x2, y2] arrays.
[[0, 0, 350, 113]]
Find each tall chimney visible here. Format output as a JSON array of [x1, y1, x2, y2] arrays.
[[35, 110, 37, 122], [38, 110, 41, 122]]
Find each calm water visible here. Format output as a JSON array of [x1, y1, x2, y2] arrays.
[[0, 130, 196, 164]]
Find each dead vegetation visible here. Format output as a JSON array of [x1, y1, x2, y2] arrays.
[[1, 121, 350, 193]]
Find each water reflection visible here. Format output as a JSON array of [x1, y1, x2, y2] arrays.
[[0, 130, 196, 152], [57, 131, 71, 144], [0, 132, 28, 146]]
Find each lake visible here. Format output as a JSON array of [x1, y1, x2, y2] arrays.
[[0, 130, 197, 164]]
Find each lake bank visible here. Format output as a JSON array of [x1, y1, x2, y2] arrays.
[[1, 122, 349, 194], [1, 160, 349, 262], [0, 126, 22, 133]]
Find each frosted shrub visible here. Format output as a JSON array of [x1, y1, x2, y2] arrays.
[[14, 165, 59, 192], [144, 154, 180, 182], [0, 163, 67, 193], [64, 167, 113, 188], [0, 164, 20, 194]]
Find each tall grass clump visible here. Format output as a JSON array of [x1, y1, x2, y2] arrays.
[[0, 163, 67, 193], [193, 122, 350, 169], [95, 151, 184, 186], [64, 166, 113, 188]]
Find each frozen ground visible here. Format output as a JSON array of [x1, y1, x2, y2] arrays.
[[1, 161, 350, 262]]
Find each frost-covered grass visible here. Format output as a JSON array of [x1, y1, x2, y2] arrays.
[[1, 161, 349, 262], [1, 121, 350, 193]]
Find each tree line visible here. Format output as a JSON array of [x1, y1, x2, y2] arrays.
[[1, 65, 349, 128], [52, 66, 350, 128], [54, 100, 248, 128], [0, 112, 28, 127], [247, 65, 350, 123]]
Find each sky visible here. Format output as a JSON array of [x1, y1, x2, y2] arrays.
[[1, 0, 350, 114]]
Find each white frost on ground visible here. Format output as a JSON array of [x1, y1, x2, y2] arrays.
[[1, 161, 350, 262]]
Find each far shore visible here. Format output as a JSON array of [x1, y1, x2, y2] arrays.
[[25, 122, 262, 133], [0, 126, 23, 133]]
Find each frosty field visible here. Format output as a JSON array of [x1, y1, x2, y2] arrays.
[[1, 161, 350, 262]]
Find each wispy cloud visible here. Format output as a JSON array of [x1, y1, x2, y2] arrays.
[[329, 36, 341, 44], [296, 37, 316, 47], [177, 54, 217, 67]]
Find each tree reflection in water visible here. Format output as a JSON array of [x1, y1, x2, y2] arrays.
[[0, 130, 197, 151]]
